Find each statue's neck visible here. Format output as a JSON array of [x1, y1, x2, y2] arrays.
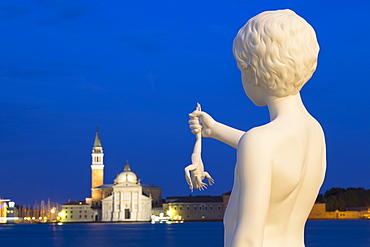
[[266, 93, 307, 122]]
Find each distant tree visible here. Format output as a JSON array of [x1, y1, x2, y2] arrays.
[[324, 187, 345, 197], [365, 190, 370, 206], [319, 187, 370, 211]]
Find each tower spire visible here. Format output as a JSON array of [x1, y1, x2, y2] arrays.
[[94, 127, 102, 147]]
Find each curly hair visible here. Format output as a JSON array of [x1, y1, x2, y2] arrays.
[[233, 9, 319, 97]]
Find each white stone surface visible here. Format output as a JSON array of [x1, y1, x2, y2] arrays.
[[102, 164, 152, 222]]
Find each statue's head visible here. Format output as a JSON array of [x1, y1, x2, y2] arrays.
[[233, 9, 319, 98]]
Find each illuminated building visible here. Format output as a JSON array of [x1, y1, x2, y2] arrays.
[[59, 201, 95, 222], [307, 204, 370, 220], [0, 199, 16, 224], [0, 200, 7, 223], [163, 196, 224, 221]]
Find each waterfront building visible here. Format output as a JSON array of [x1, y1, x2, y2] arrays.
[[221, 191, 231, 213], [325, 207, 370, 220], [163, 196, 224, 221], [0, 199, 16, 224], [59, 201, 95, 222], [308, 203, 370, 220], [0, 199, 8, 223]]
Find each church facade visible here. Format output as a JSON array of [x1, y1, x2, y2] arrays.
[[101, 164, 152, 221]]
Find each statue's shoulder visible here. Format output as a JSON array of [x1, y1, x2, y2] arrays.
[[236, 127, 276, 169], [238, 126, 276, 151]]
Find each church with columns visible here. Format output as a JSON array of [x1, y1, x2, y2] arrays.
[[88, 128, 162, 222]]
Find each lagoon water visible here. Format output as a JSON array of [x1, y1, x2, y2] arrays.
[[0, 220, 369, 247]]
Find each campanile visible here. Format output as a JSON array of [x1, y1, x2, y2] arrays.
[[91, 127, 104, 202]]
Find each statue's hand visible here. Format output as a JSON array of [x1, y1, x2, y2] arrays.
[[189, 110, 216, 138]]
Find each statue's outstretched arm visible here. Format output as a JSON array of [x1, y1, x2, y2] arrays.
[[188, 110, 244, 149], [230, 130, 272, 246]]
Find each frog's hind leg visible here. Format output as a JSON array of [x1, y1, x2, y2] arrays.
[[184, 164, 197, 191]]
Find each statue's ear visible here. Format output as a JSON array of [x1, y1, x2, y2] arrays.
[[245, 64, 259, 86]]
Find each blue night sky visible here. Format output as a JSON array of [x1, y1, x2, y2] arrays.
[[1, 0, 369, 206]]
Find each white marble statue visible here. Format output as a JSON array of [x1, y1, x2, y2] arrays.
[[189, 9, 326, 247]]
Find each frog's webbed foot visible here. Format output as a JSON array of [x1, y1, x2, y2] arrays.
[[193, 176, 207, 190], [204, 172, 215, 185], [198, 182, 208, 191]]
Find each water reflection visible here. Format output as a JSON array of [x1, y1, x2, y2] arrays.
[[0, 221, 368, 247]]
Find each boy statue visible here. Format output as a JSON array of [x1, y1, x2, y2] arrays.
[[189, 9, 326, 247]]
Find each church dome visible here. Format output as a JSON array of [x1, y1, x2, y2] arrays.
[[115, 163, 138, 184]]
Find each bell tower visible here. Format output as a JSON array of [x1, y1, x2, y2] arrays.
[[91, 127, 104, 203]]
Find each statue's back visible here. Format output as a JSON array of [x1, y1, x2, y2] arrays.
[[259, 113, 326, 246]]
